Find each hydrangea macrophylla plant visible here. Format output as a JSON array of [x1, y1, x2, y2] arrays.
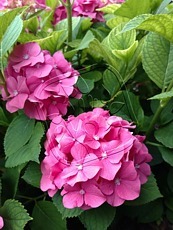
[[40, 108, 152, 209], [2, 42, 81, 120]]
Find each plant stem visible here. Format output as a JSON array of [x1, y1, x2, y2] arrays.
[[146, 81, 173, 139], [66, 0, 73, 43]]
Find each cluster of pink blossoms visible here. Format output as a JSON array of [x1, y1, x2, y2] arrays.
[[53, 0, 125, 25], [2, 42, 80, 120], [0, 0, 48, 10], [40, 108, 152, 209]]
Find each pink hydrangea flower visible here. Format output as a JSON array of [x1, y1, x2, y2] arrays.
[[0, 216, 4, 229], [40, 108, 152, 209], [61, 180, 106, 209], [3, 42, 81, 120], [100, 161, 140, 206]]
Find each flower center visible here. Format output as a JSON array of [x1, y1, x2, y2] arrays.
[[93, 135, 99, 140], [13, 90, 18, 96], [23, 54, 29, 60], [79, 189, 85, 195], [77, 164, 83, 170], [115, 178, 121, 185], [135, 164, 140, 169], [101, 151, 107, 159]]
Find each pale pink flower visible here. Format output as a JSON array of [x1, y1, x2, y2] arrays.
[[61, 181, 106, 209], [0, 216, 4, 229]]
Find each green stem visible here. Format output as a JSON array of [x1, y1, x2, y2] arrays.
[[66, 0, 73, 43], [146, 81, 173, 139]]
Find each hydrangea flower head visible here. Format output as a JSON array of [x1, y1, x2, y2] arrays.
[[40, 108, 152, 209], [2, 42, 81, 120]]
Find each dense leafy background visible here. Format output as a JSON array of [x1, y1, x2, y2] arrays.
[[0, 0, 173, 229]]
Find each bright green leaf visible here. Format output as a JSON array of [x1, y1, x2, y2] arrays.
[[0, 199, 32, 230], [107, 16, 129, 29], [142, 33, 173, 89], [1, 15, 23, 56], [149, 91, 173, 100], [31, 201, 66, 230], [114, 0, 151, 19], [79, 204, 116, 230], [122, 14, 173, 43], [4, 114, 35, 157], [99, 4, 120, 14], [53, 193, 83, 219], [22, 162, 42, 188], [126, 174, 162, 206], [108, 26, 136, 50], [155, 122, 173, 148]]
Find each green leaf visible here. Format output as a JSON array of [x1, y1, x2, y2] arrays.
[[53, 193, 83, 219], [77, 30, 95, 50], [0, 199, 32, 230], [158, 146, 173, 166], [76, 77, 94, 94], [5, 122, 44, 168], [0, 7, 26, 40], [149, 91, 173, 100], [108, 26, 136, 51], [31, 201, 66, 230], [0, 107, 9, 127], [142, 33, 173, 89], [22, 162, 42, 188], [2, 165, 25, 200], [99, 4, 120, 14], [107, 16, 129, 29], [4, 114, 35, 157], [165, 197, 173, 211], [79, 204, 116, 230], [133, 199, 163, 223], [114, 0, 151, 19], [1, 15, 23, 56], [122, 14, 173, 43], [103, 69, 120, 97], [126, 174, 162, 206], [109, 91, 144, 126], [155, 122, 173, 148], [36, 30, 67, 53], [166, 208, 173, 224], [156, 0, 172, 14]]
